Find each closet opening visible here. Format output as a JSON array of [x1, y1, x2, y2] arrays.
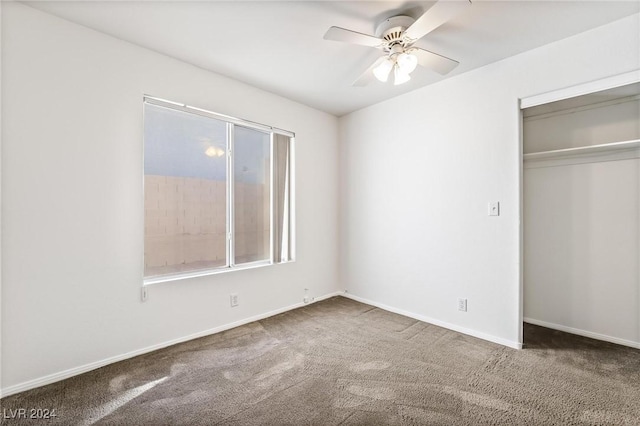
[[521, 81, 640, 350]]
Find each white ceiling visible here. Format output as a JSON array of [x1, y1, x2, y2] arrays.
[[25, 1, 640, 116]]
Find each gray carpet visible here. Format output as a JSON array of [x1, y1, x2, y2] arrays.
[[1, 296, 639, 425]]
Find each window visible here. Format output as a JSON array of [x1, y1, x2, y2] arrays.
[[143, 97, 294, 284]]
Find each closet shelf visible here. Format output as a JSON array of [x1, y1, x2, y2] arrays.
[[524, 139, 640, 169], [525, 139, 640, 159]]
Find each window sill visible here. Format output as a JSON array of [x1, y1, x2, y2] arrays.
[[143, 259, 282, 286]]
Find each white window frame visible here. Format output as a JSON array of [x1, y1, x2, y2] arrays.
[[143, 96, 295, 285]]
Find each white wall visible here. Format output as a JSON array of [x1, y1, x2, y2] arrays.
[[339, 13, 639, 348], [524, 159, 639, 347], [1, 3, 340, 394], [523, 97, 640, 348]]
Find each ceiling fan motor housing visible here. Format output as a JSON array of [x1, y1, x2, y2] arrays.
[[375, 15, 416, 49]]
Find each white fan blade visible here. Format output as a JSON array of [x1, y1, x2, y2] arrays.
[[324, 26, 383, 48], [353, 57, 387, 87], [404, 1, 471, 41], [411, 48, 459, 75]]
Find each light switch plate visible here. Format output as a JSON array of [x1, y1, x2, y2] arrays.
[[489, 202, 500, 216]]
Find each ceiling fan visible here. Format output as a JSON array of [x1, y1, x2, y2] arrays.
[[323, 0, 471, 86]]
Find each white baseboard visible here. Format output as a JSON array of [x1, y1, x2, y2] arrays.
[[310, 291, 343, 304], [341, 292, 522, 350], [523, 317, 640, 349], [0, 291, 343, 399]]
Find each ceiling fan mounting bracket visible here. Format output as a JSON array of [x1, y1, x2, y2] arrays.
[[375, 15, 416, 49]]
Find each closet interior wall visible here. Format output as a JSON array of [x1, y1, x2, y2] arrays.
[[523, 83, 640, 348]]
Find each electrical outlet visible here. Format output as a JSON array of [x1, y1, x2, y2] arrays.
[[303, 288, 310, 304], [141, 287, 148, 302], [458, 298, 467, 312], [230, 293, 239, 307], [488, 202, 500, 216]]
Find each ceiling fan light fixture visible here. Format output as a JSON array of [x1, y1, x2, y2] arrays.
[[397, 52, 418, 74], [373, 57, 394, 82], [393, 64, 411, 85], [324, 1, 468, 87]]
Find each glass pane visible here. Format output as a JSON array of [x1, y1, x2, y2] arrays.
[[144, 103, 227, 278], [233, 126, 271, 264]]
